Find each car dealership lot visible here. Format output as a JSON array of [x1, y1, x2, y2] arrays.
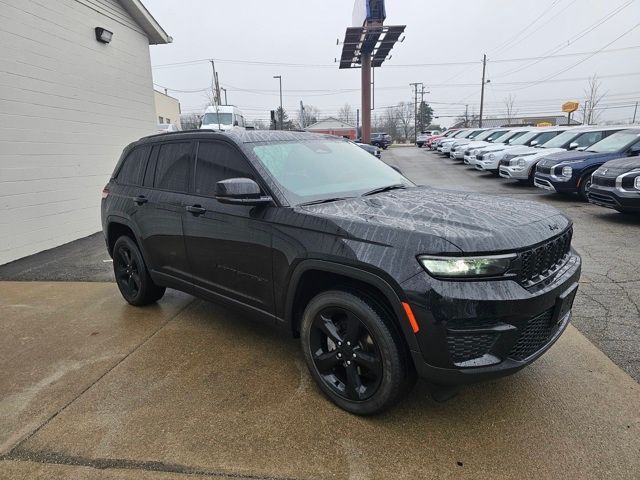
[[1, 146, 639, 479]]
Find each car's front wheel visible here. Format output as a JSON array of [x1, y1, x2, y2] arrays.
[[578, 174, 593, 201], [112, 236, 165, 306], [300, 290, 414, 415]]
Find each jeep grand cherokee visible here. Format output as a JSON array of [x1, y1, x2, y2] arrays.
[[101, 130, 581, 415]]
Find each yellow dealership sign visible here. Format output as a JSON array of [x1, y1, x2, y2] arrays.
[[562, 101, 579, 113]]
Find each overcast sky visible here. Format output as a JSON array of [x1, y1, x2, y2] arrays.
[[145, 0, 640, 127]]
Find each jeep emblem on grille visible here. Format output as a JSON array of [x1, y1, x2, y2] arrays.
[[548, 224, 559, 231]]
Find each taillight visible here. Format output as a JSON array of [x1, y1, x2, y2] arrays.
[[102, 185, 110, 199]]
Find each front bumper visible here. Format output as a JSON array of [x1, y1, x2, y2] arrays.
[[587, 184, 640, 211], [500, 164, 531, 180], [534, 173, 575, 193], [401, 253, 581, 386], [475, 158, 500, 172], [450, 150, 465, 160]]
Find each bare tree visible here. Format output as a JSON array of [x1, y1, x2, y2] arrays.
[[579, 74, 606, 125], [251, 119, 268, 130], [504, 94, 517, 125], [394, 101, 414, 143], [338, 103, 355, 125], [298, 104, 321, 128], [180, 113, 201, 130]]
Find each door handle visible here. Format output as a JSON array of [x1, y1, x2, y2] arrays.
[[133, 195, 148, 205], [186, 205, 206, 215]]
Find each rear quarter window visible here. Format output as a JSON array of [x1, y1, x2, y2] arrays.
[[115, 146, 150, 185]]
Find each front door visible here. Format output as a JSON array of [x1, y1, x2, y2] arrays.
[[182, 140, 274, 314]]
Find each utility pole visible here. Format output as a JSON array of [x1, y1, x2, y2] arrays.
[[633, 101, 638, 124], [221, 87, 228, 105], [361, 54, 372, 143], [209, 60, 221, 130], [356, 109, 360, 140], [273, 75, 283, 129], [300, 101, 306, 129], [479, 54, 487, 128], [410, 82, 422, 143], [465, 104, 469, 127]]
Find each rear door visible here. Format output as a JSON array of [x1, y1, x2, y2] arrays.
[[181, 140, 274, 314], [137, 141, 194, 283]]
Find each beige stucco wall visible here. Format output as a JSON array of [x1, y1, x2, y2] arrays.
[[154, 90, 181, 128], [0, 0, 159, 264]]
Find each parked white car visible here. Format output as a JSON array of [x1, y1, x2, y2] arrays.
[[465, 128, 531, 165], [499, 126, 626, 182], [474, 127, 568, 173], [450, 128, 510, 160], [416, 130, 441, 147], [439, 129, 484, 154], [200, 105, 246, 131]]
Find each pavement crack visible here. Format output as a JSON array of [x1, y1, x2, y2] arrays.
[[0, 450, 305, 480]]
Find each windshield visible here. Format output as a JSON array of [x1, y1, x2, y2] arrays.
[[473, 129, 500, 141], [540, 130, 580, 149], [467, 130, 484, 139], [252, 140, 413, 205], [587, 130, 640, 153], [486, 130, 510, 142], [453, 130, 469, 138], [494, 130, 525, 144], [202, 112, 233, 126], [511, 131, 540, 146]]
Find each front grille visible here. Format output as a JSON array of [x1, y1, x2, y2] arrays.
[[476, 154, 484, 161], [592, 175, 616, 187], [447, 332, 497, 364], [464, 149, 471, 156], [537, 164, 553, 175], [509, 308, 558, 361], [518, 228, 572, 287], [499, 158, 510, 167]]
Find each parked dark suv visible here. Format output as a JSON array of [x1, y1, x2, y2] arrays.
[[370, 132, 392, 149], [102, 130, 581, 415]]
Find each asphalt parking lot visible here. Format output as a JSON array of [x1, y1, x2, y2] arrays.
[[1, 146, 639, 479]]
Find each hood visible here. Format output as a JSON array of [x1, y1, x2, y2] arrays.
[[595, 157, 640, 175], [298, 187, 570, 253], [537, 149, 625, 166], [478, 143, 518, 153], [464, 140, 491, 150]]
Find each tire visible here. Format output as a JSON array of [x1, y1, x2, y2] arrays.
[[578, 173, 594, 201], [112, 236, 165, 306], [300, 290, 413, 415]]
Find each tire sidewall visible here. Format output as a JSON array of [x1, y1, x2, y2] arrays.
[[300, 290, 405, 415]]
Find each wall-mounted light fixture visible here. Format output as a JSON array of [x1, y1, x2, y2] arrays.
[[95, 27, 113, 44]]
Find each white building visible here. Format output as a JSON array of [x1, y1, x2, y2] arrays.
[[0, 0, 171, 265]]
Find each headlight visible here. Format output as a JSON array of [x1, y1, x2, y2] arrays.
[[562, 166, 572, 177], [488, 153, 495, 160], [635, 176, 640, 190], [517, 158, 526, 167], [418, 254, 516, 278], [472, 149, 478, 156]]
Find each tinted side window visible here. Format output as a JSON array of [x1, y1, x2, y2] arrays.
[[195, 142, 256, 197], [116, 146, 150, 185], [154, 142, 192, 192]]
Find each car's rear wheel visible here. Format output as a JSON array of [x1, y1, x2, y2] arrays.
[[300, 290, 413, 415], [113, 236, 165, 306]]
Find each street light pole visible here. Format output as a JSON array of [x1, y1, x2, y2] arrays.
[[273, 75, 283, 129], [221, 87, 228, 105], [479, 54, 487, 128]]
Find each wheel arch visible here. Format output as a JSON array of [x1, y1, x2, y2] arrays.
[[284, 260, 419, 352], [105, 216, 145, 259]]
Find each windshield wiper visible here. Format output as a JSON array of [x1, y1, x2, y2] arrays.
[[362, 184, 408, 197], [298, 197, 354, 206]]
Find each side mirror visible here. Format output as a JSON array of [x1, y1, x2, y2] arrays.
[[215, 178, 272, 206], [568, 142, 579, 150], [233, 120, 239, 126], [530, 140, 539, 146]]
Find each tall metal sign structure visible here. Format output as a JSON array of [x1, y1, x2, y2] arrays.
[[339, 0, 405, 143]]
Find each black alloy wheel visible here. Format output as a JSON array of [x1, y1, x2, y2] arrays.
[[301, 290, 413, 415], [112, 236, 165, 306], [309, 306, 383, 402]]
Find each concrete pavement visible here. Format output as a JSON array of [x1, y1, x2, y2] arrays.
[[1, 281, 639, 479]]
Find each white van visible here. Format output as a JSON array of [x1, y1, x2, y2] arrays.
[[200, 105, 245, 131]]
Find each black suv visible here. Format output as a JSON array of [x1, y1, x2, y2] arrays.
[[371, 132, 392, 149], [102, 130, 581, 415]]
